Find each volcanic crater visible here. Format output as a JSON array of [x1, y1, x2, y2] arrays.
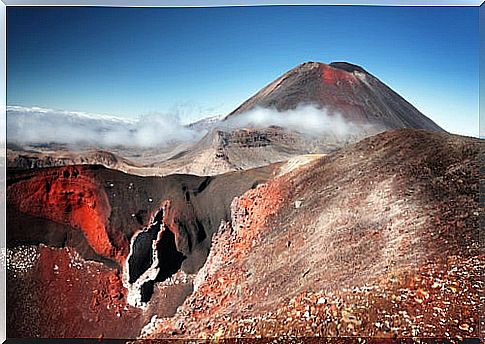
[[6, 161, 280, 337]]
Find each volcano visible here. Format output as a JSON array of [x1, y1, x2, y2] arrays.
[[149, 61, 445, 176], [226, 61, 443, 132]]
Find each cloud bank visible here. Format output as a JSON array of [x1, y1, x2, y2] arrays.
[[221, 104, 365, 138], [7, 104, 366, 149], [7, 106, 206, 148]]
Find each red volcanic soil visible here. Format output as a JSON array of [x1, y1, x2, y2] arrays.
[[6, 163, 279, 338], [138, 129, 482, 341], [7, 245, 144, 338], [321, 63, 358, 85], [7, 244, 197, 338], [7, 165, 126, 264], [166, 181, 290, 327], [7, 163, 278, 267]]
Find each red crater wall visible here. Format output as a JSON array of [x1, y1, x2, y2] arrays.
[[7, 166, 128, 264]]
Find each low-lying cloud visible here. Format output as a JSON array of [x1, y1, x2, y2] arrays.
[[220, 104, 366, 138], [7, 103, 367, 149], [7, 106, 206, 148]]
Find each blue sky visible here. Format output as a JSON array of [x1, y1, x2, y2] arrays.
[[7, 5, 479, 136]]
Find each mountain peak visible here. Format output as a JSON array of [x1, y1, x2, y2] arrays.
[[297, 61, 324, 69], [226, 61, 443, 132], [328, 61, 367, 74], [295, 61, 367, 74]]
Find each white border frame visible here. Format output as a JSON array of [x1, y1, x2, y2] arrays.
[[0, 2, 482, 343], [1, 0, 484, 6], [1, 1, 5, 343]]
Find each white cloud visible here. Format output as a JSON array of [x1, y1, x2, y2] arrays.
[[7, 106, 206, 148], [7, 104, 369, 149], [221, 104, 367, 138]]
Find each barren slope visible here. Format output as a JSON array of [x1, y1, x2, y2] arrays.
[[139, 129, 482, 340], [151, 127, 356, 176], [7, 144, 193, 176]]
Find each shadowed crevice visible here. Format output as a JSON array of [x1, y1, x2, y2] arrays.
[[126, 208, 186, 305]]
